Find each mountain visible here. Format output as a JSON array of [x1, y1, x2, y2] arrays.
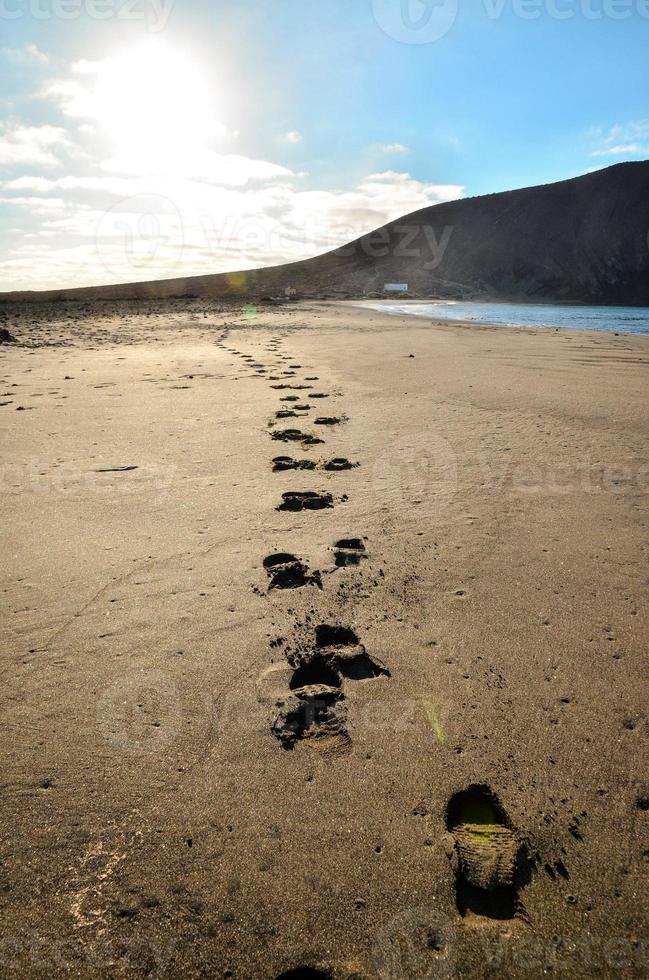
[[3, 161, 649, 305]]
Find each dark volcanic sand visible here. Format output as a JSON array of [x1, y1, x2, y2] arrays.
[[1, 299, 648, 978]]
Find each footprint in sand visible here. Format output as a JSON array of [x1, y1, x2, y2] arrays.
[[263, 553, 322, 590], [271, 683, 349, 754], [314, 416, 345, 426], [270, 384, 313, 391], [333, 538, 367, 567], [277, 491, 333, 512], [271, 625, 389, 751], [323, 457, 357, 471], [313, 624, 390, 681], [272, 456, 317, 472], [445, 784, 533, 921], [271, 429, 324, 446]]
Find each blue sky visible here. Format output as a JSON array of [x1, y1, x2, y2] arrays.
[[1, 0, 647, 289]]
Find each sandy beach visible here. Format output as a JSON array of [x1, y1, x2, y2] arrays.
[[1, 299, 648, 978]]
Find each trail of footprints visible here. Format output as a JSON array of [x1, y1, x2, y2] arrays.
[[218, 330, 384, 753], [214, 327, 541, 936]]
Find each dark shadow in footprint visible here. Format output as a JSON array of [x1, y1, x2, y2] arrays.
[[276, 410, 300, 419], [290, 654, 341, 690], [271, 429, 324, 446], [277, 491, 333, 512], [314, 624, 390, 680], [272, 456, 317, 472], [334, 538, 366, 567], [323, 457, 358, 472], [310, 392, 329, 399], [315, 624, 358, 647], [446, 785, 533, 921], [270, 384, 314, 391], [314, 417, 344, 426], [263, 553, 322, 590]]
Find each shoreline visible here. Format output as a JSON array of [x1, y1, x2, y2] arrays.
[[352, 298, 649, 336]]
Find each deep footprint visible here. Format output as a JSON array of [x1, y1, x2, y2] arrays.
[[272, 653, 346, 750], [277, 491, 333, 512], [446, 785, 533, 921], [263, 553, 322, 590], [334, 538, 367, 567], [270, 384, 314, 391], [272, 456, 317, 472], [271, 429, 324, 446], [290, 653, 341, 690], [314, 417, 344, 426], [323, 457, 357, 472], [314, 624, 390, 680], [272, 627, 388, 748], [271, 687, 349, 752]]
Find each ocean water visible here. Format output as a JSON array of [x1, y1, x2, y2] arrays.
[[364, 300, 649, 336]]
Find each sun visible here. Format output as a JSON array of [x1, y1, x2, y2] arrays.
[[88, 42, 222, 175]]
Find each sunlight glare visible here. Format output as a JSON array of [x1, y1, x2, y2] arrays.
[[90, 42, 222, 174]]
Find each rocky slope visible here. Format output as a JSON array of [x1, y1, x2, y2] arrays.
[[3, 161, 648, 305]]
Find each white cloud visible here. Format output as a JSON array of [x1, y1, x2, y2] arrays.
[[102, 148, 297, 185], [0, 123, 71, 167], [380, 143, 410, 154], [590, 121, 649, 158], [281, 130, 303, 144], [0, 44, 465, 291], [591, 142, 649, 158], [0, 195, 67, 213], [0, 167, 465, 290], [1, 43, 49, 65]]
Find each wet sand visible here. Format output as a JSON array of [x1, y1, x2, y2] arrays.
[[1, 299, 648, 978]]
